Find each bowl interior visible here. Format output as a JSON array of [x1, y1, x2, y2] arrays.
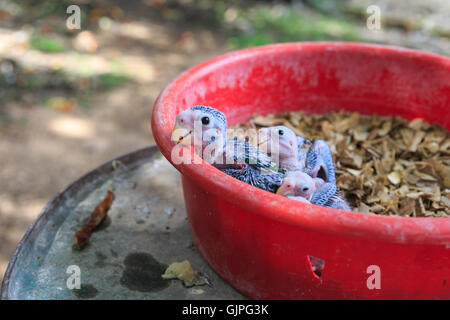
[[152, 42, 450, 243]]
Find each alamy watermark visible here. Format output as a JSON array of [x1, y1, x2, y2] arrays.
[[66, 265, 81, 289], [171, 121, 281, 172], [366, 264, 381, 289], [66, 5, 81, 30], [366, 5, 381, 31]]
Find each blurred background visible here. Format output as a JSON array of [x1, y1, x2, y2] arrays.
[[1, 0, 449, 283]]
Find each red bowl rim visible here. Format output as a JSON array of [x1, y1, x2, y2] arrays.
[[151, 42, 450, 245]]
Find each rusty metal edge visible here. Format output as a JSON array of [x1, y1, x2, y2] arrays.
[[1, 146, 159, 300]]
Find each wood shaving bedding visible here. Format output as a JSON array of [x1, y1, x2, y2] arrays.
[[234, 111, 450, 217]]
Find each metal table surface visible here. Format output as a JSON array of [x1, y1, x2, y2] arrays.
[[1, 146, 246, 300]]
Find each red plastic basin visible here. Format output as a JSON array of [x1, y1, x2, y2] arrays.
[[151, 42, 450, 299]]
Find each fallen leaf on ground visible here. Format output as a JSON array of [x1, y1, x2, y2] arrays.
[[75, 190, 114, 249], [162, 260, 209, 287]]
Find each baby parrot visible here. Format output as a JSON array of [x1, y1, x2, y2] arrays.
[[276, 171, 324, 202], [257, 126, 336, 183], [171, 106, 283, 192], [277, 171, 351, 211]]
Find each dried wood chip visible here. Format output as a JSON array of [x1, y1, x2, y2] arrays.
[[422, 142, 440, 155], [399, 199, 416, 216], [346, 168, 362, 176], [408, 118, 425, 131], [395, 185, 409, 197], [441, 196, 450, 207], [253, 115, 285, 127], [370, 204, 386, 213], [378, 121, 392, 136], [408, 131, 426, 152], [401, 129, 414, 147], [414, 171, 438, 182], [353, 130, 369, 142], [433, 185, 441, 202], [440, 138, 450, 152], [406, 192, 425, 199], [405, 174, 420, 185], [387, 172, 402, 185], [358, 203, 372, 213], [416, 197, 427, 217]]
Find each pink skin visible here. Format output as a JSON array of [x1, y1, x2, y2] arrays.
[[171, 108, 229, 166], [277, 171, 324, 202], [257, 126, 299, 171]]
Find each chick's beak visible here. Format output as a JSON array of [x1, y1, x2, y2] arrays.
[[276, 183, 293, 196], [257, 128, 271, 151], [276, 185, 285, 196], [171, 123, 193, 146]]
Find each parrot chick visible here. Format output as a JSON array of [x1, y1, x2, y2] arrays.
[[258, 126, 301, 171], [305, 139, 336, 184], [276, 171, 323, 201], [171, 106, 283, 193], [258, 126, 336, 183], [277, 170, 351, 211]]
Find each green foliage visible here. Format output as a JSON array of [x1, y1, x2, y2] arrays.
[[94, 73, 131, 90], [21, 69, 70, 89], [303, 0, 345, 14], [3, 65, 131, 93], [30, 35, 66, 53], [228, 6, 359, 48], [35, 1, 70, 16], [228, 33, 272, 48]]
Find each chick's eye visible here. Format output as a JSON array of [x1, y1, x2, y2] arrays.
[[302, 187, 309, 192], [201, 116, 210, 125], [278, 129, 284, 136]]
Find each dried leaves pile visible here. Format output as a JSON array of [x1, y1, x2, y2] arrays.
[[236, 111, 450, 217]]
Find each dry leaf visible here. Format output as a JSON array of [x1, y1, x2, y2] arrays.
[[75, 190, 114, 249], [162, 260, 209, 287]]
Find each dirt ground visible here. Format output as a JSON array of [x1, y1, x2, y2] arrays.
[[0, 2, 228, 283]]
